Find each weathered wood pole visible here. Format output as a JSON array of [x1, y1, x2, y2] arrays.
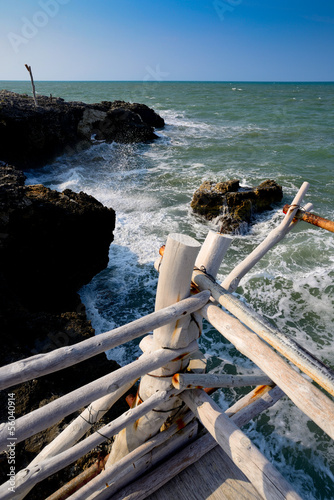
[[283, 204, 334, 233], [0, 343, 198, 452], [69, 418, 198, 500], [0, 292, 210, 391], [222, 181, 310, 292], [62, 387, 285, 499], [201, 302, 334, 439], [13, 382, 137, 500], [194, 230, 232, 278], [181, 389, 302, 500], [25, 64, 37, 106], [172, 372, 272, 390], [192, 268, 334, 397], [0, 391, 175, 499], [106, 233, 204, 467]]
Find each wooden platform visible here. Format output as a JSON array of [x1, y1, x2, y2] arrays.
[[146, 445, 262, 500]]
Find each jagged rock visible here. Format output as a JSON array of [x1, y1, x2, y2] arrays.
[[0, 164, 127, 497], [191, 179, 283, 233], [0, 165, 115, 312], [0, 91, 165, 169]]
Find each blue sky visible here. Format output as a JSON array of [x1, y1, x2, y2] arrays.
[[1, 0, 333, 81]]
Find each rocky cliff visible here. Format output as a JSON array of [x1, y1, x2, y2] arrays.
[[0, 164, 128, 497], [0, 90, 165, 169]]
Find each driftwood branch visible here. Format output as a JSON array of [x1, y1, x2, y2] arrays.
[[25, 64, 37, 106]]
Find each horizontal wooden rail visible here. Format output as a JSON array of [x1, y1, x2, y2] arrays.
[[173, 372, 272, 390], [226, 385, 284, 426], [0, 290, 210, 390], [0, 390, 175, 499], [201, 303, 334, 439], [181, 389, 302, 500], [0, 341, 198, 452], [193, 270, 334, 397]]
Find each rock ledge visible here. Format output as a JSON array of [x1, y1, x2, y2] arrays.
[[0, 90, 165, 169]]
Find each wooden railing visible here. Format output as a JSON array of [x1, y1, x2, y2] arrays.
[[1, 182, 334, 500]]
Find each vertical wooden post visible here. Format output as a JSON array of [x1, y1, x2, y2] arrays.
[[106, 234, 203, 467], [195, 230, 232, 278], [187, 230, 233, 374], [25, 64, 37, 107]]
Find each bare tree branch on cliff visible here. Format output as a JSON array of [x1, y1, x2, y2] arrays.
[[25, 64, 37, 107]]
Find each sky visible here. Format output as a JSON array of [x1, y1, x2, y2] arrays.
[[0, 0, 334, 82]]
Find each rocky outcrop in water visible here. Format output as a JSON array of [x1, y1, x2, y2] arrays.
[[191, 179, 283, 233], [0, 90, 165, 169], [0, 164, 127, 497]]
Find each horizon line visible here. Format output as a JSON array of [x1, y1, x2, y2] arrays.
[[1, 80, 334, 84]]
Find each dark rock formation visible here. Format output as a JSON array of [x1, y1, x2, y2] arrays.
[[0, 164, 115, 314], [191, 179, 283, 233], [0, 91, 165, 169], [0, 164, 127, 498]]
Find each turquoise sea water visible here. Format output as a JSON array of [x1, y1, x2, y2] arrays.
[[2, 81, 334, 498]]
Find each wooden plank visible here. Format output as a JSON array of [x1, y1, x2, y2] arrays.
[[181, 389, 302, 500], [145, 444, 262, 500], [0, 291, 210, 390], [201, 303, 334, 440]]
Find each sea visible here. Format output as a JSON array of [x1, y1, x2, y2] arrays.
[[2, 81, 334, 499]]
